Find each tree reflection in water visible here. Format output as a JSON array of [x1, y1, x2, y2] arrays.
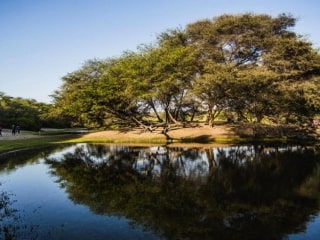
[[45, 143, 320, 240], [0, 185, 38, 240]]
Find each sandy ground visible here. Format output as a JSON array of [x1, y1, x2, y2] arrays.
[[82, 125, 237, 141], [1, 124, 319, 142], [0, 125, 235, 141]]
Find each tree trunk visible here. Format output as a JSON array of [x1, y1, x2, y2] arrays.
[[167, 110, 182, 125], [149, 100, 163, 122], [207, 109, 215, 128], [131, 116, 154, 132]]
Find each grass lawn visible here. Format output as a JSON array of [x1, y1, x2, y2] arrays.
[[0, 134, 78, 155]]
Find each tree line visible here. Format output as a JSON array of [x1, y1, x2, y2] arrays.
[[51, 13, 320, 130], [2, 13, 320, 131], [0, 92, 69, 131]]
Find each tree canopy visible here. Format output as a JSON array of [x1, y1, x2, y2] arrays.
[[0, 92, 69, 131], [51, 13, 320, 129]]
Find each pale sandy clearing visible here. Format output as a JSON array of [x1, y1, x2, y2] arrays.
[[1, 124, 319, 142], [82, 125, 237, 141]]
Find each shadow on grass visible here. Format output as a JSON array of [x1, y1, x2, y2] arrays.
[[228, 123, 319, 140], [179, 134, 213, 143]]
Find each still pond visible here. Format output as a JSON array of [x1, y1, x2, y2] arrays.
[[1, 143, 320, 239]]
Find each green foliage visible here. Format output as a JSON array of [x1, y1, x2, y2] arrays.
[[304, 77, 320, 112], [50, 59, 111, 127], [186, 13, 320, 124], [51, 13, 320, 128], [0, 92, 70, 130]]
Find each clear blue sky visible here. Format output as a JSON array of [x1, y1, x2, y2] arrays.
[[1, 0, 319, 103]]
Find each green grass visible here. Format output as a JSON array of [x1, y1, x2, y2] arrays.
[[0, 134, 78, 155], [69, 135, 296, 145], [67, 136, 169, 144]]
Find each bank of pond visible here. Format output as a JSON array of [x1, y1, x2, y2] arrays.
[[1, 142, 320, 239]]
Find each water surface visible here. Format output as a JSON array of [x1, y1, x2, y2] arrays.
[[1, 143, 320, 239]]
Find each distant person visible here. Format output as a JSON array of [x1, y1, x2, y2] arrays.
[[12, 124, 16, 135], [16, 125, 20, 134], [0, 126, 2, 136]]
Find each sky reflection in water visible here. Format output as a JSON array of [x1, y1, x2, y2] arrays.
[[1, 143, 320, 240]]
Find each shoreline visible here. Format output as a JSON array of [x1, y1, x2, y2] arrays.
[[78, 123, 320, 143], [0, 124, 319, 156], [1, 123, 319, 144]]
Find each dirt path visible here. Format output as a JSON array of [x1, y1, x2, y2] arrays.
[[0, 129, 42, 141]]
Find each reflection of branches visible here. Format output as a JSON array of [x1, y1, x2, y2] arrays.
[[44, 143, 320, 240], [0, 190, 18, 240], [0, 184, 37, 240], [0, 146, 59, 174]]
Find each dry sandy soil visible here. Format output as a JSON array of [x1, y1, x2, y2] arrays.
[[81, 123, 320, 142], [0, 125, 235, 142], [82, 124, 236, 142]]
